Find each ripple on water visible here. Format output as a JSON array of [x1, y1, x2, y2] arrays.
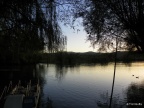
[[38, 63, 144, 108]]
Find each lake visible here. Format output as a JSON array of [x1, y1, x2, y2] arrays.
[[36, 62, 144, 108], [1, 62, 144, 108]]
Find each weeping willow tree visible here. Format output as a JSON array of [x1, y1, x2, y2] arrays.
[[0, 0, 66, 64]]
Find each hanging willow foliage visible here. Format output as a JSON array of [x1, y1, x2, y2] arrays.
[[0, 0, 67, 63], [0, 0, 66, 52]]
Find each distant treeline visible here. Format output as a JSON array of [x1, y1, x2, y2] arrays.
[[39, 51, 144, 65]]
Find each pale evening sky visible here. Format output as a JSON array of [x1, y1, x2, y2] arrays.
[[61, 21, 98, 52]]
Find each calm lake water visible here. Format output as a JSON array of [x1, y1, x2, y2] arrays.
[[36, 62, 144, 108], [1, 62, 144, 108]]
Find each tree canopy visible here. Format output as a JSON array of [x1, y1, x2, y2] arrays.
[[74, 0, 144, 52], [0, 0, 67, 64], [1, 0, 144, 64]]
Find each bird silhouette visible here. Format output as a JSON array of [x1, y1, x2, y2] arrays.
[[136, 76, 139, 79]]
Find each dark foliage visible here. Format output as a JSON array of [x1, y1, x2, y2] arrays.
[[74, 0, 144, 52], [0, 0, 66, 64], [40, 51, 144, 65]]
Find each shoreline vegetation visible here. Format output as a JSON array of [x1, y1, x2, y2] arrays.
[[39, 51, 144, 65], [0, 51, 144, 67]]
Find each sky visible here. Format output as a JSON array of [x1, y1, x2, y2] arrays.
[[61, 20, 98, 52], [56, 2, 99, 53]]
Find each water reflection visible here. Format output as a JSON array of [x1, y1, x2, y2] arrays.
[[39, 97, 53, 108], [37, 62, 144, 108], [126, 81, 144, 108], [96, 91, 126, 108], [0, 65, 38, 87], [55, 64, 68, 81], [1, 62, 144, 108], [97, 82, 144, 108], [55, 64, 80, 81]]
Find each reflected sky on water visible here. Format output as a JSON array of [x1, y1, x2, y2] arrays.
[[36, 62, 144, 108], [0, 62, 144, 107]]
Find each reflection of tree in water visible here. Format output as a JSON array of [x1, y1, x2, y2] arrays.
[[55, 64, 80, 81], [126, 82, 144, 108], [123, 62, 132, 67], [45, 97, 53, 108], [97, 81, 144, 108], [39, 97, 53, 108], [35, 64, 50, 108], [96, 91, 126, 108], [55, 64, 68, 81], [36, 64, 49, 84]]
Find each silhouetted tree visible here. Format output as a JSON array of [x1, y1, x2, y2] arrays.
[[0, 0, 67, 64], [74, 0, 144, 52]]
